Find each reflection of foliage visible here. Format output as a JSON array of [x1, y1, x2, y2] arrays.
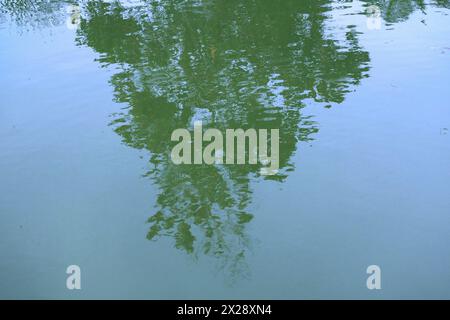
[[362, 0, 450, 23], [145, 163, 255, 277], [72, 0, 371, 279], [0, 0, 67, 29]]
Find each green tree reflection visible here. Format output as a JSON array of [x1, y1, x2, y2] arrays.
[[73, 0, 371, 278]]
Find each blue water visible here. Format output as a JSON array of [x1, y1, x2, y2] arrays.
[[1, 0, 449, 299]]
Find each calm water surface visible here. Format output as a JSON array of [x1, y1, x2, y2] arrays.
[[0, 0, 449, 299]]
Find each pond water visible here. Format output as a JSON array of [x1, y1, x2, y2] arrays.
[[0, 0, 449, 299]]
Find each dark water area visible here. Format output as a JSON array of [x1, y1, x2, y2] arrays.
[[0, 0, 449, 299]]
